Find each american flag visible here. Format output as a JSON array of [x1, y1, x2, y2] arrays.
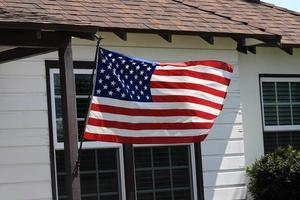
[[84, 48, 233, 144]]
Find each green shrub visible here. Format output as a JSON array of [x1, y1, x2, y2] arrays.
[[246, 146, 300, 200]]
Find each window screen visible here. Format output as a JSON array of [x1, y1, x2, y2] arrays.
[[54, 73, 92, 142], [261, 77, 300, 153], [50, 66, 196, 200], [134, 145, 193, 200], [51, 70, 122, 200], [56, 149, 121, 200], [262, 81, 300, 126]]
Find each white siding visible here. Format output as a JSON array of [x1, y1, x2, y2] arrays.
[[0, 33, 246, 200], [239, 48, 300, 165], [0, 58, 53, 199]]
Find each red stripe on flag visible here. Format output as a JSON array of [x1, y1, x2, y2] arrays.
[[152, 95, 223, 110], [159, 60, 233, 73], [90, 103, 217, 120], [151, 81, 226, 98], [153, 69, 230, 85], [84, 132, 208, 144], [87, 118, 213, 130]]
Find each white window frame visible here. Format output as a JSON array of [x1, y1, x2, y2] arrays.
[[260, 77, 300, 132], [50, 68, 198, 200]]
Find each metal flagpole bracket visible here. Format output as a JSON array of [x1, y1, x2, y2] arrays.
[[74, 35, 103, 176]]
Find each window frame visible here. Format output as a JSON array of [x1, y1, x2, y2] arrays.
[[47, 60, 199, 200], [260, 76, 300, 132]]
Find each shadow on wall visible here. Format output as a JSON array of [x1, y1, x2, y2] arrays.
[[200, 68, 246, 200]]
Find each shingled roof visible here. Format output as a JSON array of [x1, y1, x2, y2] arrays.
[[0, 0, 299, 46]]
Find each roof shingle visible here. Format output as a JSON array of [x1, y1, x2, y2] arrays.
[[0, 0, 299, 45]]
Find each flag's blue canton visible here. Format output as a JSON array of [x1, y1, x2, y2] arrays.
[[94, 48, 157, 102]]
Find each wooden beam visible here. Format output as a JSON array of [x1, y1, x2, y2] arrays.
[[67, 32, 97, 41], [200, 36, 214, 45], [159, 33, 172, 43], [0, 47, 54, 64], [0, 29, 67, 48], [58, 36, 81, 200], [247, 46, 257, 54], [123, 144, 137, 200], [194, 142, 205, 200], [233, 38, 247, 54], [114, 31, 127, 41], [281, 47, 293, 55]]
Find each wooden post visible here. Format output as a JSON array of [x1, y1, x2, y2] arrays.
[[59, 36, 81, 200], [194, 142, 205, 200], [123, 144, 137, 200]]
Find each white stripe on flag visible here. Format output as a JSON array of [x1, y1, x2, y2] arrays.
[[92, 96, 221, 115], [85, 124, 210, 137], [150, 88, 224, 105], [156, 65, 232, 79], [151, 75, 228, 91], [88, 110, 214, 123]]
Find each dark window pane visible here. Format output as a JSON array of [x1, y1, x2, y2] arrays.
[[57, 174, 66, 197], [134, 146, 193, 200], [262, 82, 276, 103], [173, 169, 190, 188], [80, 150, 96, 171], [82, 197, 98, 200], [56, 148, 120, 200], [136, 170, 153, 190], [292, 105, 300, 125], [277, 132, 292, 148], [97, 149, 118, 170], [278, 105, 292, 125], [56, 150, 65, 172], [137, 192, 154, 200], [264, 105, 278, 125], [276, 82, 290, 103], [101, 195, 120, 200], [171, 146, 189, 166], [99, 172, 119, 193], [75, 74, 93, 95], [77, 98, 89, 118], [81, 173, 97, 194], [153, 147, 169, 167], [55, 98, 62, 118], [54, 74, 61, 95], [291, 82, 300, 102], [56, 119, 64, 142], [291, 132, 300, 150], [174, 190, 191, 200], [135, 147, 152, 168], [154, 169, 171, 189], [264, 131, 300, 153], [156, 191, 172, 200], [78, 120, 85, 139], [263, 132, 278, 153]]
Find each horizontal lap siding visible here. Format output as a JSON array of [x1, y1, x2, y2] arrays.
[[95, 34, 245, 200], [0, 60, 53, 200], [0, 34, 245, 200], [202, 63, 246, 200]]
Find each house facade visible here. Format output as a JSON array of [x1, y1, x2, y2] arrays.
[[0, 1, 300, 200]]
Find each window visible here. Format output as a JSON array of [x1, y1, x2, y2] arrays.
[[260, 77, 300, 153], [48, 62, 197, 200], [50, 67, 123, 200], [134, 146, 193, 200], [56, 149, 121, 200]]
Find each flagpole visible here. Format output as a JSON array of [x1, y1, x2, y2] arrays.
[[194, 142, 205, 200], [123, 144, 137, 200]]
